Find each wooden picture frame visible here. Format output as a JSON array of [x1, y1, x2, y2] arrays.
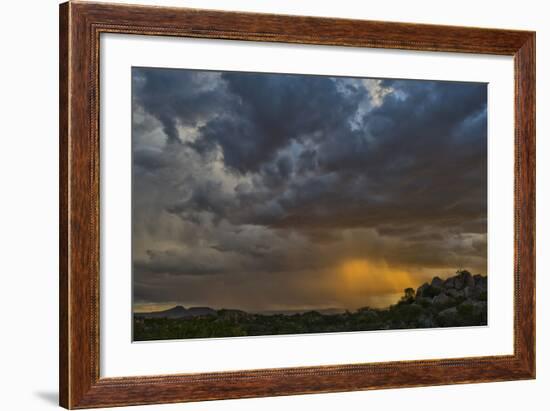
[[59, 1, 535, 408]]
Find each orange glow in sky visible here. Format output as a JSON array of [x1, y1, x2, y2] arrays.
[[339, 259, 415, 297]]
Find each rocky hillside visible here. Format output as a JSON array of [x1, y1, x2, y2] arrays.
[[388, 270, 488, 329]]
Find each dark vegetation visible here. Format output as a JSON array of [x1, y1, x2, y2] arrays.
[[134, 270, 487, 341]]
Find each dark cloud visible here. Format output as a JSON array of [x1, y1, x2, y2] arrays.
[[133, 147, 169, 171], [184, 72, 362, 174], [132, 67, 487, 311], [133, 68, 231, 144]]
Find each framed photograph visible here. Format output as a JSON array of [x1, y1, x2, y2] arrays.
[[59, 1, 535, 408]]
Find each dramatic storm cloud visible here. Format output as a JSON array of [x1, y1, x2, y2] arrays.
[[132, 67, 487, 312]]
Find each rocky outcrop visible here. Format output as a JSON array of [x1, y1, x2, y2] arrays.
[[407, 270, 487, 328], [433, 292, 452, 307]]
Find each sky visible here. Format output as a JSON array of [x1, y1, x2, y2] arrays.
[[132, 67, 487, 313]]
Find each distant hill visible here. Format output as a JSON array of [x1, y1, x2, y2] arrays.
[[135, 305, 217, 319], [253, 308, 346, 315], [135, 306, 345, 318], [134, 270, 487, 341]]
